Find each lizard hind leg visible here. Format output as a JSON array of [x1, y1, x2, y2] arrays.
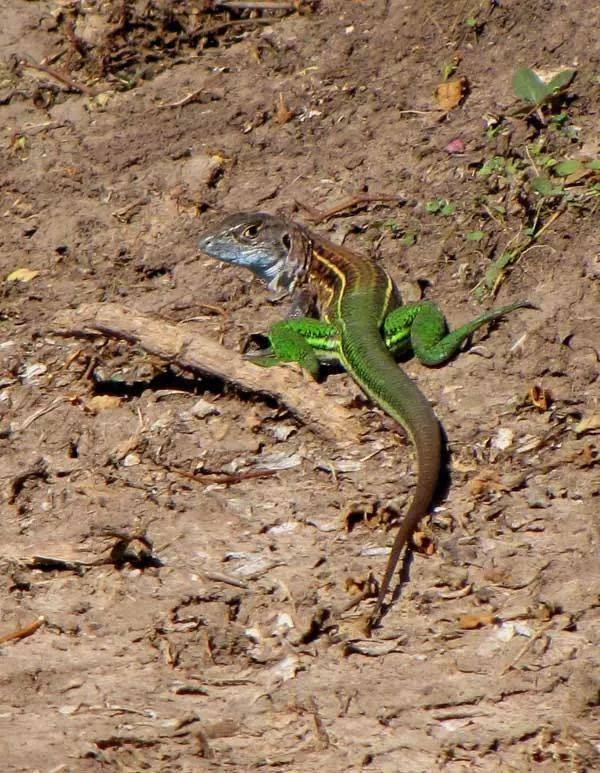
[[410, 299, 532, 366]]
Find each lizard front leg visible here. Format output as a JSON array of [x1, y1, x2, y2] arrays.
[[245, 317, 340, 378], [383, 299, 532, 366]]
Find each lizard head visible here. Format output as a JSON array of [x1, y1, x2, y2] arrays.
[[198, 212, 311, 296]]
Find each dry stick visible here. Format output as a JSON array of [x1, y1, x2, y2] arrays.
[[499, 620, 554, 676], [14, 121, 72, 136], [203, 570, 249, 589], [52, 303, 363, 444], [309, 696, 331, 749], [158, 462, 279, 485], [20, 59, 96, 96], [0, 616, 46, 646], [295, 194, 406, 224], [14, 397, 66, 433], [157, 89, 205, 110], [217, 1, 297, 10], [196, 17, 274, 38]]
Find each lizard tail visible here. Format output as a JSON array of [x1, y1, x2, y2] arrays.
[[340, 330, 442, 625]]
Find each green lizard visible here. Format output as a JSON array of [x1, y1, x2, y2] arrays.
[[199, 212, 530, 626]]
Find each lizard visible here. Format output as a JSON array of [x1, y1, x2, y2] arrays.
[[198, 211, 530, 626]]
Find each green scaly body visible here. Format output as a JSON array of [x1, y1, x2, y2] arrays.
[[198, 212, 530, 625]]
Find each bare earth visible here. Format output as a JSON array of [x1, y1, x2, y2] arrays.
[[1, 1, 599, 771]]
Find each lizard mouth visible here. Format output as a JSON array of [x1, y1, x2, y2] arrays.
[[198, 233, 217, 255]]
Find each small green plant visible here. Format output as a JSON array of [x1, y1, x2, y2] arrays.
[[530, 157, 600, 199], [426, 198, 455, 216], [512, 67, 576, 120], [472, 141, 599, 297], [478, 155, 522, 178], [399, 232, 417, 247], [379, 219, 417, 246], [465, 230, 485, 242], [465, 15, 484, 38], [441, 61, 458, 81], [380, 218, 401, 234]]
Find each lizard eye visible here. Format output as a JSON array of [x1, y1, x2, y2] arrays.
[[281, 233, 291, 250], [242, 223, 262, 240]]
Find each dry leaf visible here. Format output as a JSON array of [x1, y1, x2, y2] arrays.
[[469, 470, 508, 499], [344, 575, 373, 597], [444, 138, 466, 154], [85, 395, 123, 413], [435, 76, 469, 110], [492, 427, 515, 451], [111, 434, 141, 462], [459, 613, 497, 630], [6, 268, 40, 283], [574, 414, 600, 435], [244, 409, 263, 432], [573, 444, 598, 468], [275, 93, 294, 124], [529, 384, 552, 411], [564, 168, 592, 185], [191, 398, 220, 419], [344, 501, 379, 532], [411, 530, 436, 555]]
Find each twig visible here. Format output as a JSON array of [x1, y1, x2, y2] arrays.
[[179, 302, 228, 320], [161, 463, 279, 485], [112, 197, 149, 223], [20, 59, 96, 96], [0, 616, 46, 645], [332, 588, 374, 616], [52, 303, 364, 443], [196, 17, 274, 38], [204, 570, 249, 589], [157, 89, 205, 110], [309, 696, 331, 749], [499, 620, 554, 675], [14, 121, 72, 136], [217, 1, 297, 9], [295, 193, 406, 224], [13, 397, 66, 433], [397, 109, 446, 116]]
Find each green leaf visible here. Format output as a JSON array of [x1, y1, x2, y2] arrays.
[[442, 62, 457, 80], [426, 199, 443, 213], [466, 17, 478, 27], [546, 69, 576, 94], [484, 251, 516, 290], [531, 176, 562, 196], [440, 201, 456, 216], [399, 232, 416, 247], [512, 68, 548, 105], [382, 218, 401, 233], [550, 111, 569, 127], [554, 159, 583, 176], [478, 156, 504, 176], [465, 230, 485, 241], [586, 159, 600, 170]]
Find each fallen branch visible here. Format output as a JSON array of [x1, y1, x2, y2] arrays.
[[0, 616, 45, 646], [52, 303, 363, 444], [20, 59, 96, 96], [295, 193, 406, 224]]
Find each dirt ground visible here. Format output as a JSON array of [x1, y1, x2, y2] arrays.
[[1, 1, 599, 771]]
